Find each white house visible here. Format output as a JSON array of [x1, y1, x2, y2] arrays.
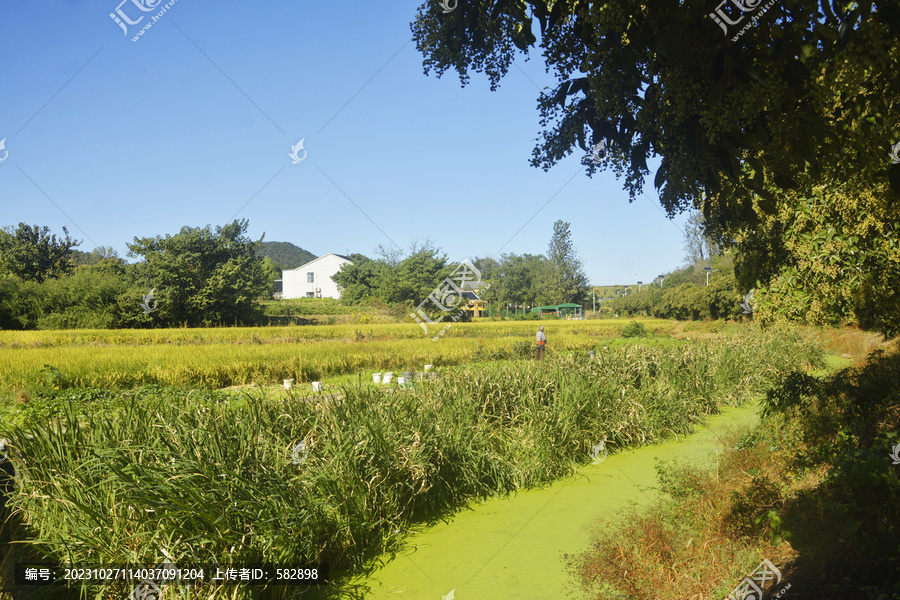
[[281, 253, 352, 299]]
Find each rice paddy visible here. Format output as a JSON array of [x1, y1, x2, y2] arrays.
[[0, 321, 824, 599], [0, 320, 672, 392]]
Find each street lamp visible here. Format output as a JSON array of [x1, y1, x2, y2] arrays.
[[637, 281, 643, 292], [657, 274, 669, 288], [703, 266, 719, 286]]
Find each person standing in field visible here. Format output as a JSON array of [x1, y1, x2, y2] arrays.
[[536, 325, 546, 360]]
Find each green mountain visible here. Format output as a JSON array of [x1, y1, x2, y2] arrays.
[[257, 242, 316, 270]]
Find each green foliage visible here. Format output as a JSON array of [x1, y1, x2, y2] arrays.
[[610, 260, 743, 322], [255, 240, 316, 269], [35, 263, 131, 330], [333, 245, 452, 306], [621, 321, 647, 338], [127, 219, 270, 327], [411, 0, 899, 219], [333, 254, 389, 304], [71, 246, 121, 266], [738, 184, 900, 337], [682, 211, 721, 265], [488, 252, 546, 310], [0, 220, 278, 331], [544, 220, 590, 305], [0, 223, 79, 283], [654, 459, 706, 501], [756, 350, 900, 591], [0, 275, 43, 329], [39, 364, 65, 389], [761, 349, 900, 458]]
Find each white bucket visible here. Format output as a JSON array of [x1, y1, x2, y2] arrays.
[[312, 381, 323, 392], [383, 372, 394, 384], [284, 379, 294, 390], [424, 364, 433, 372], [373, 372, 382, 384]]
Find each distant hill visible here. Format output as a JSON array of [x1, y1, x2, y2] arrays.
[[257, 242, 316, 270]]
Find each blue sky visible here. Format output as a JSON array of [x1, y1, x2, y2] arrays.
[[0, 0, 689, 286]]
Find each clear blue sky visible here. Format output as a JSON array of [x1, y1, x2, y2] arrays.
[[0, 0, 689, 286]]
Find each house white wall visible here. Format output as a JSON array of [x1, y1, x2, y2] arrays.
[[281, 253, 352, 299]]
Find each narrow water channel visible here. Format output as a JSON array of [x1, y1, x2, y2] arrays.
[[313, 401, 760, 599]]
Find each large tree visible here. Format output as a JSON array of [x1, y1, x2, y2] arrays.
[[334, 243, 452, 306], [544, 220, 590, 305], [412, 1, 899, 217], [127, 219, 269, 326], [411, 0, 900, 334], [492, 252, 545, 311], [0, 223, 80, 283]]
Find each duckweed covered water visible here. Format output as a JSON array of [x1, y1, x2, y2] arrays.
[[326, 402, 759, 600]]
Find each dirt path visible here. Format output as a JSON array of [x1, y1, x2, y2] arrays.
[[309, 401, 760, 599]]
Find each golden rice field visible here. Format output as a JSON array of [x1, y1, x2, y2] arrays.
[[0, 319, 674, 391]]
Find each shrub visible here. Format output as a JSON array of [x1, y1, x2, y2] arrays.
[[622, 321, 648, 338]]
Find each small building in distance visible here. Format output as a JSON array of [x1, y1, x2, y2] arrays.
[[281, 253, 352, 299], [459, 290, 486, 317]]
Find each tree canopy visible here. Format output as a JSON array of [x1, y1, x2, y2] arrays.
[[545, 219, 590, 305], [0, 223, 80, 283], [127, 219, 270, 327], [412, 1, 899, 218], [333, 243, 453, 306]]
